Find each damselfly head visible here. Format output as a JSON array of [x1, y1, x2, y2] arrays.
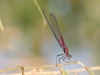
[[67, 54, 72, 59]]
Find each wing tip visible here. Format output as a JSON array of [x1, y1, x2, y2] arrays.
[[50, 13, 54, 15], [42, 10, 44, 12]]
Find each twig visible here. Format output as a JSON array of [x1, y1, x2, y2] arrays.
[[33, 0, 46, 26], [0, 18, 4, 31], [0, 66, 24, 75], [0, 60, 98, 75], [30, 66, 99, 75], [25, 60, 79, 69]]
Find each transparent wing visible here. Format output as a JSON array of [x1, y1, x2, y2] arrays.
[[49, 13, 61, 40], [49, 13, 65, 47], [42, 10, 65, 48]]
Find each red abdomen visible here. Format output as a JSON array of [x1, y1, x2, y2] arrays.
[[64, 47, 69, 54]]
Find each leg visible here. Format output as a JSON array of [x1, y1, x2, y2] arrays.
[[63, 57, 70, 65], [68, 58, 71, 62], [56, 54, 64, 66], [59, 55, 65, 64]]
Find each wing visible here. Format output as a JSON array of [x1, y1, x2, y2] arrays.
[[42, 10, 66, 48], [49, 13, 66, 48]]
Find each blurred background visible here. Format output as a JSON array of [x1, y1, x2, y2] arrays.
[[0, 0, 100, 75]]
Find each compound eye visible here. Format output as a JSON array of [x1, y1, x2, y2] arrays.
[[67, 54, 72, 58]]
